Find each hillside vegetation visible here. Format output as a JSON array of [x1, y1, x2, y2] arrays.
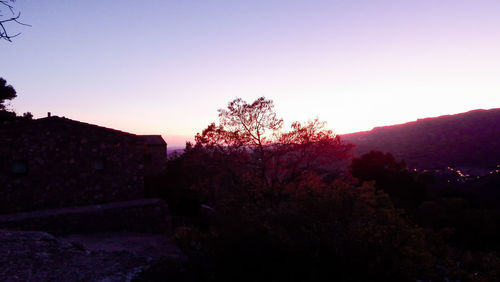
[[143, 99, 500, 281], [342, 108, 500, 170]]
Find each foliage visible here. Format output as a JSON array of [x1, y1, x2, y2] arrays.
[[216, 97, 283, 147], [0, 77, 16, 110], [172, 180, 458, 282], [144, 150, 203, 217], [349, 151, 427, 209], [166, 164, 500, 281], [273, 118, 353, 185], [22, 111, 32, 119], [416, 180, 500, 252], [194, 97, 352, 189], [349, 151, 406, 180], [148, 98, 500, 281], [0, 77, 34, 122], [350, 151, 500, 254]]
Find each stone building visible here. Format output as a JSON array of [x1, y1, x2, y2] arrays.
[[139, 135, 167, 175], [0, 116, 167, 214]]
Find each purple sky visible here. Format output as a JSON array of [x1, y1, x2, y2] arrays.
[[2, 0, 500, 147]]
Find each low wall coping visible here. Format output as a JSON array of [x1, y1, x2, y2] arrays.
[[0, 198, 166, 223]]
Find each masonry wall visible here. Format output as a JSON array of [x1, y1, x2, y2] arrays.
[[0, 117, 145, 214], [144, 144, 167, 176], [0, 199, 171, 235]]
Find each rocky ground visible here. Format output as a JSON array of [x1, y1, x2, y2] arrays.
[[0, 229, 185, 282], [63, 232, 185, 262]]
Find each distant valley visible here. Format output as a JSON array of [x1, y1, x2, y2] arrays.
[[167, 147, 185, 156]]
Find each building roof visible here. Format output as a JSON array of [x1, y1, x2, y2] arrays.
[[1, 116, 166, 145], [138, 135, 167, 145], [36, 116, 137, 136], [1, 116, 136, 137]]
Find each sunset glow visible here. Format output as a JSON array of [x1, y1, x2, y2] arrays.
[[2, 0, 500, 147]]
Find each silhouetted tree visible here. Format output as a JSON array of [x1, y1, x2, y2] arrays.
[[195, 97, 352, 190], [150, 101, 500, 282], [0, 77, 17, 121], [276, 118, 353, 185], [349, 151, 406, 182], [0, 77, 33, 122], [0, 77, 16, 110], [195, 97, 282, 183], [217, 97, 283, 148], [22, 111, 32, 119], [350, 151, 426, 208]]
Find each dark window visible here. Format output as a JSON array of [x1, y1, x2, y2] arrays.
[[144, 153, 152, 165], [11, 160, 28, 175], [93, 160, 105, 171]]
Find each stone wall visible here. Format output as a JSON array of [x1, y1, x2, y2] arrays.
[[0, 198, 171, 235], [144, 144, 167, 175], [0, 117, 146, 214]]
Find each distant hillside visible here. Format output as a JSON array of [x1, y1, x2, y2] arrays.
[[342, 108, 500, 170], [167, 147, 185, 156]]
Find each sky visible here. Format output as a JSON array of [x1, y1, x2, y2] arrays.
[[2, 0, 500, 147]]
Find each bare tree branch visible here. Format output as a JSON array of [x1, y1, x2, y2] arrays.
[[0, 0, 30, 42], [0, 0, 15, 13]]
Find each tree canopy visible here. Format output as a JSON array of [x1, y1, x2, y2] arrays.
[[0, 77, 16, 110], [195, 97, 283, 149], [148, 98, 500, 281], [0, 77, 32, 122], [193, 97, 353, 188]]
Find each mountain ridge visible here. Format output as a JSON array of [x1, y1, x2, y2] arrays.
[[341, 108, 500, 170]]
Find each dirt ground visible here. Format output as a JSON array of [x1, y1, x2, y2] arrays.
[[63, 232, 186, 261]]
